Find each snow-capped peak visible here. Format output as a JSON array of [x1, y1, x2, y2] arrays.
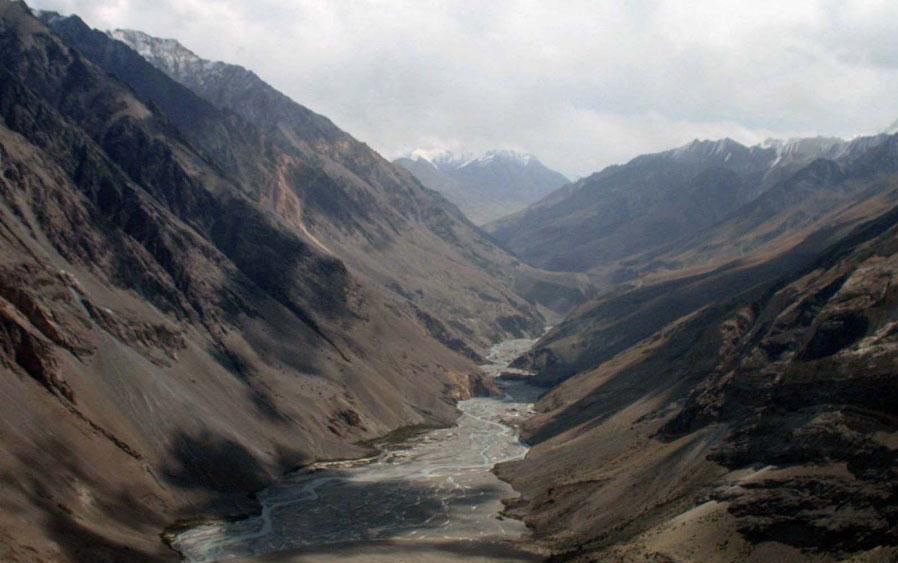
[[403, 148, 536, 170], [29, 7, 69, 25], [760, 136, 847, 160], [669, 137, 742, 159], [109, 29, 192, 62], [406, 148, 472, 168], [470, 149, 534, 167], [108, 29, 225, 80]]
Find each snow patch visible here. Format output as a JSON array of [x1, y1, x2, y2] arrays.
[[406, 148, 472, 168], [109, 28, 226, 84], [883, 118, 898, 135], [469, 149, 534, 167]]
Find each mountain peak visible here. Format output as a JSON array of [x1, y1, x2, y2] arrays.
[[29, 8, 66, 24], [110, 28, 183, 54], [108, 28, 222, 77], [395, 147, 567, 224], [405, 148, 472, 168], [402, 147, 538, 170], [663, 137, 750, 165], [761, 135, 848, 161], [675, 137, 743, 155], [473, 149, 535, 166]]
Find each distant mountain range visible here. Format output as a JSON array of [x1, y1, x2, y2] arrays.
[[487, 134, 896, 281], [394, 148, 568, 224]]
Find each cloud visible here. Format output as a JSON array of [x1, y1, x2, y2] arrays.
[[27, 0, 898, 177]]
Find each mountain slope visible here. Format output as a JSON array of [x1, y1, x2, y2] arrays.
[[499, 203, 898, 561], [514, 133, 898, 386], [487, 136, 891, 283], [487, 138, 775, 273], [99, 26, 549, 353], [496, 142, 898, 560], [394, 149, 569, 225], [0, 3, 502, 560]]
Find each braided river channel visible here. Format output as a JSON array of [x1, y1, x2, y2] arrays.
[[173, 338, 542, 562]]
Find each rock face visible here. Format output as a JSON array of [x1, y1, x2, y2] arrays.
[[0, 3, 547, 560], [394, 148, 569, 225], [497, 141, 898, 559]]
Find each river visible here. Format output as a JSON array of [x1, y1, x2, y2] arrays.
[[173, 337, 542, 562]]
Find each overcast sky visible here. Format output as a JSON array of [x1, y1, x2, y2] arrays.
[[28, 0, 898, 177]]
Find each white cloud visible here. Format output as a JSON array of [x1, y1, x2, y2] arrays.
[[27, 0, 898, 177]]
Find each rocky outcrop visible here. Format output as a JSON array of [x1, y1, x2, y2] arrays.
[[0, 295, 73, 401]]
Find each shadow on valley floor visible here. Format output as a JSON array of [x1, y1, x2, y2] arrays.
[[175, 462, 528, 560], [162, 430, 272, 495], [237, 539, 543, 562]]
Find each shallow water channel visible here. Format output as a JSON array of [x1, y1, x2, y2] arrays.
[[173, 338, 541, 562]]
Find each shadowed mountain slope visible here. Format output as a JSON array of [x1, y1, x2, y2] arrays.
[[0, 3, 529, 560], [104, 26, 578, 341], [496, 140, 898, 560], [43, 18, 561, 358]]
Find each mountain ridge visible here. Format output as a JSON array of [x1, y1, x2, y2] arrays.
[[77, 16, 563, 351], [486, 133, 898, 281]]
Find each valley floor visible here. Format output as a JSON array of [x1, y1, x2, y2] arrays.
[[172, 339, 544, 562]]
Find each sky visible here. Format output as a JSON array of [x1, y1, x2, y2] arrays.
[[27, 0, 898, 178]]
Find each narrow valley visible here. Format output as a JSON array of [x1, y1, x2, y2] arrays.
[[4, 1, 898, 562]]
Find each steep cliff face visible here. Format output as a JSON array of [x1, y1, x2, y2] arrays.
[[0, 3, 497, 560], [497, 193, 898, 561]]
